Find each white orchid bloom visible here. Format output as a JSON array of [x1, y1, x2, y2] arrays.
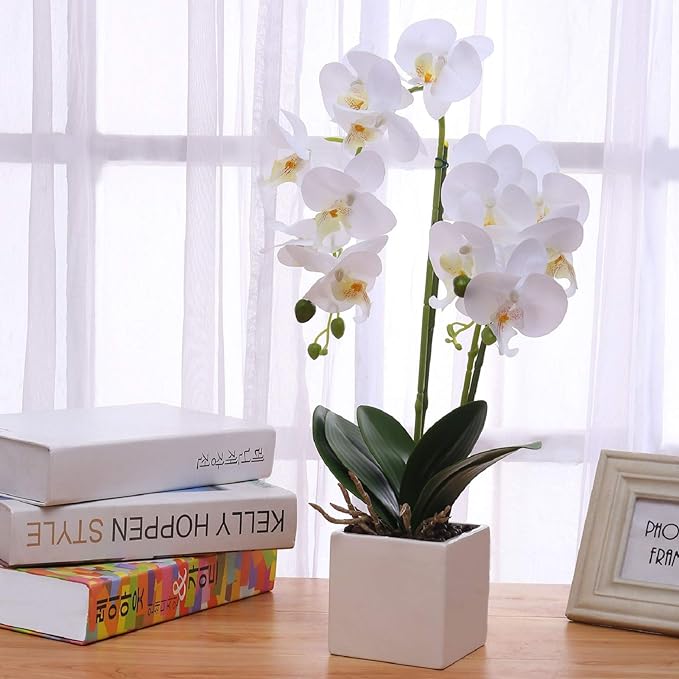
[[278, 238, 388, 322], [320, 51, 421, 161], [277, 151, 395, 253], [441, 158, 535, 235], [395, 19, 493, 119], [519, 216, 583, 296], [463, 239, 568, 356], [266, 110, 311, 186], [485, 125, 589, 224], [427, 220, 496, 310]]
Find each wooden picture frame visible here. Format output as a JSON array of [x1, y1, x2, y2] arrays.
[[567, 449, 679, 636]]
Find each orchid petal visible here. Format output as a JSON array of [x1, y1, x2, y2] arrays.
[[345, 50, 381, 81], [319, 62, 356, 117], [301, 167, 358, 211], [344, 150, 385, 193], [277, 244, 335, 273], [280, 110, 309, 158], [365, 58, 407, 112], [423, 85, 452, 119], [516, 274, 567, 337], [506, 238, 548, 277], [486, 125, 538, 155], [524, 142, 559, 183], [487, 144, 523, 189], [450, 133, 489, 166], [442, 189, 485, 225], [461, 35, 494, 60], [340, 251, 383, 285], [395, 19, 457, 76], [521, 217, 584, 253], [497, 184, 536, 226], [445, 162, 499, 198], [464, 272, 520, 325], [385, 113, 421, 162], [518, 169, 538, 197], [432, 41, 482, 103], [341, 235, 388, 258], [542, 172, 590, 223], [349, 192, 397, 239]]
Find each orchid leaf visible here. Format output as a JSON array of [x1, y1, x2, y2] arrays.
[[400, 401, 488, 507], [312, 406, 396, 527], [356, 406, 412, 494], [412, 441, 542, 526]]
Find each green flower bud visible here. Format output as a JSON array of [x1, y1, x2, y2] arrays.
[[307, 343, 322, 360], [330, 317, 345, 339], [453, 274, 471, 298], [481, 326, 497, 345], [295, 299, 316, 323], [320, 347, 329, 356]]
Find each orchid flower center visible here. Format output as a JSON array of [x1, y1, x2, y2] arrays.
[[314, 199, 351, 243], [268, 153, 305, 186], [440, 250, 473, 278], [339, 80, 369, 111], [535, 195, 550, 222], [332, 269, 369, 303], [494, 300, 522, 329], [415, 53, 445, 84], [546, 248, 576, 287], [346, 121, 381, 150], [483, 199, 497, 227]]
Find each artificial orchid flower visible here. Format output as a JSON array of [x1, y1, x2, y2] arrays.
[[519, 216, 584, 296], [278, 237, 388, 322], [320, 51, 421, 161], [427, 220, 496, 310], [266, 110, 311, 186], [395, 19, 493, 119], [276, 151, 396, 253], [463, 239, 568, 356], [441, 160, 535, 235], [485, 126, 589, 223]]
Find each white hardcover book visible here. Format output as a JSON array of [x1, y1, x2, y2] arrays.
[[0, 480, 297, 566], [0, 403, 275, 506]]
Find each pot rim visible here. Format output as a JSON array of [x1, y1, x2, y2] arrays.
[[331, 523, 489, 548]]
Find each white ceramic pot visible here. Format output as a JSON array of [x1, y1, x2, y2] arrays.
[[328, 524, 490, 670]]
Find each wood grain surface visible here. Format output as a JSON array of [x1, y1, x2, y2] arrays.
[[1, 579, 679, 678]]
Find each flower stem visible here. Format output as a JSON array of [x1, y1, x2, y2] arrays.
[[414, 116, 448, 442], [460, 324, 481, 405], [468, 339, 486, 402]]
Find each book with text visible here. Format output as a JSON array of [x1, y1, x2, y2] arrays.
[[0, 481, 296, 566], [0, 403, 275, 505], [0, 549, 276, 644]]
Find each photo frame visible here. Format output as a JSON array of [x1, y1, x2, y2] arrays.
[[567, 449, 679, 636]]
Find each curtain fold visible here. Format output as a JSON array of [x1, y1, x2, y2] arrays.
[[582, 0, 673, 511]]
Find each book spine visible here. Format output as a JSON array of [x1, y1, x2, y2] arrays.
[[5, 486, 296, 566], [46, 428, 276, 505], [78, 550, 277, 643]]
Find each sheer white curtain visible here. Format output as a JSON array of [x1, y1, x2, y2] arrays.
[[2, 0, 678, 579]]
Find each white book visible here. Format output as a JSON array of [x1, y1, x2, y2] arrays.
[[0, 480, 296, 566], [0, 403, 275, 506]]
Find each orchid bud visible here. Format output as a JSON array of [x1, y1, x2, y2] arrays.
[[331, 317, 345, 339], [295, 299, 316, 323], [453, 274, 471, 297], [481, 326, 497, 346], [307, 343, 322, 360]]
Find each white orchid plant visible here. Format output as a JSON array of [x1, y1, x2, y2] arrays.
[[264, 19, 589, 539]]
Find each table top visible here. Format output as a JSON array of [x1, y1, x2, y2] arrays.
[[1, 579, 679, 678]]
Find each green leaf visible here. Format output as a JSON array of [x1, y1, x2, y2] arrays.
[[412, 441, 542, 526], [400, 401, 488, 507], [324, 411, 400, 526], [356, 406, 412, 494]]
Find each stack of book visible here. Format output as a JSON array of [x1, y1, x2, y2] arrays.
[[0, 403, 296, 644]]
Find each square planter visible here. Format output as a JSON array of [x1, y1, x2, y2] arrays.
[[328, 524, 490, 670]]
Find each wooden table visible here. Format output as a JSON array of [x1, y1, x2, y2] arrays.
[[1, 579, 679, 678]]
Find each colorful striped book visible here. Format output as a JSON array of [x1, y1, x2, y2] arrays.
[[0, 549, 276, 644]]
